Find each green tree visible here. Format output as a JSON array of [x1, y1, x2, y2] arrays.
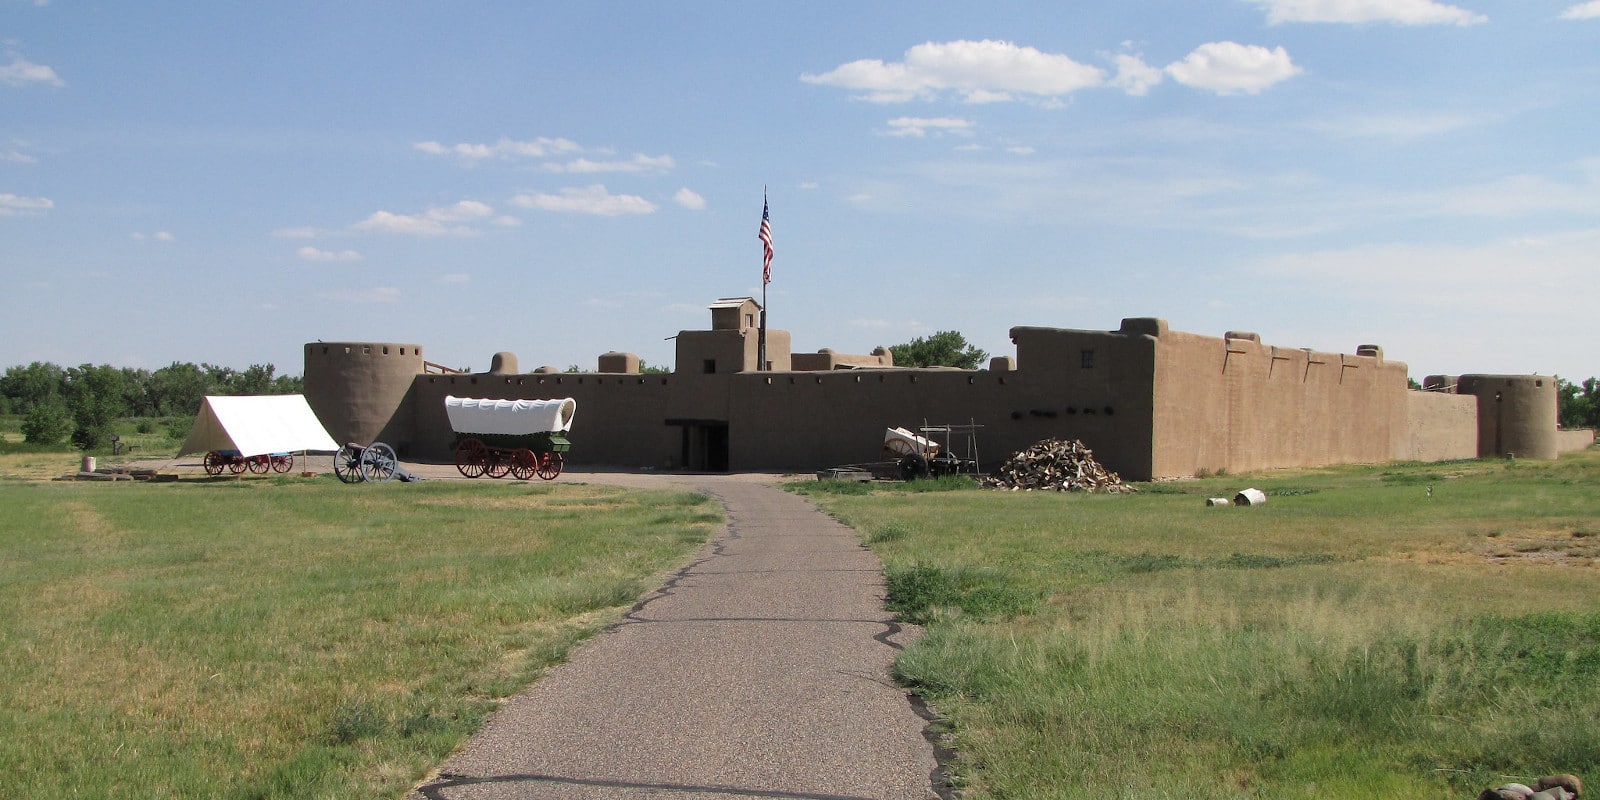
[[147, 362, 211, 416], [1557, 376, 1599, 430], [886, 331, 990, 370], [20, 401, 72, 445], [64, 364, 127, 450], [0, 361, 66, 414]]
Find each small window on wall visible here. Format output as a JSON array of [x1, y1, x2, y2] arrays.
[[1081, 349, 1095, 369], [744, 313, 755, 329], [703, 359, 716, 374]]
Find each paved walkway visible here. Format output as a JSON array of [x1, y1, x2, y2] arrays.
[[406, 470, 946, 800]]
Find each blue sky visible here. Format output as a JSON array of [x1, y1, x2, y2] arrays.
[[4, 1, 1597, 381]]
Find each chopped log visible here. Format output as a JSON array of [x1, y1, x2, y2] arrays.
[[981, 438, 1137, 494]]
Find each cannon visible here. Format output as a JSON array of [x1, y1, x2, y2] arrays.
[[446, 396, 575, 481], [332, 441, 411, 483], [203, 449, 294, 475]]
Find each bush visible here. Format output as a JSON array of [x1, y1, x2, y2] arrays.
[[20, 402, 72, 446]]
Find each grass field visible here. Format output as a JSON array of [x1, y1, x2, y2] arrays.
[[0, 472, 721, 799], [796, 449, 1600, 799]]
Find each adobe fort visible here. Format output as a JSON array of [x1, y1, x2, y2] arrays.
[[303, 298, 1590, 480]]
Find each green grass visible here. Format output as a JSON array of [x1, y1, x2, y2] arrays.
[[796, 449, 1600, 799], [0, 476, 720, 799]]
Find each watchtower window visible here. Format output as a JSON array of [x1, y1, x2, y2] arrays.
[[744, 313, 754, 329], [703, 359, 717, 374], [1080, 349, 1095, 369]]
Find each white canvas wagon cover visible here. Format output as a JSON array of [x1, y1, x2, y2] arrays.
[[177, 395, 340, 457], [445, 396, 577, 436]]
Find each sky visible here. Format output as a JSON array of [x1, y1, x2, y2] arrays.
[[4, 1, 1598, 382]]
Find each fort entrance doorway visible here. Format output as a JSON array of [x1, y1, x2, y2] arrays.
[[670, 419, 729, 472]]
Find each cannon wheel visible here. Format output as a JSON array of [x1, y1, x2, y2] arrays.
[[454, 438, 488, 478], [334, 444, 365, 484], [508, 448, 537, 481], [536, 451, 564, 481], [362, 443, 398, 483], [898, 454, 929, 481], [203, 451, 226, 476], [271, 454, 294, 473], [248, 455, 271, 474], [484, 447, 511, 479]]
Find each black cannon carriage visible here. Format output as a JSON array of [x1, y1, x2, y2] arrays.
[[446, 396, 575, 481]]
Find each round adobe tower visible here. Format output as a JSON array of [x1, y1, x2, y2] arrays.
[[303, 342, 424, 455], [1454, 374, 1558, 459]]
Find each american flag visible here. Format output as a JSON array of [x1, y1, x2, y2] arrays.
[[758, 196, 774, 285]]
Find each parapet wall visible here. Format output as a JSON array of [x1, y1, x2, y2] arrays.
[[1147, 326, 1413, 477]]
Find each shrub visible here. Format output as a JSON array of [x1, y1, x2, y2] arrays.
[[21, 402, 72, 445]]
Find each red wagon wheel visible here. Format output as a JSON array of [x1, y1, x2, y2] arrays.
[[247, 455, 271, 474], [228, 455, 248, 474], [454, 438, 488, 478], [203, 451, 225, 476], [271, 454, 294, 473], [484, 447, 511, 479], [508, 449, 537, 481], [536, 451, 564, 481]]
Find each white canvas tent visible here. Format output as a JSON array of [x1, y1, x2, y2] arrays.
[[177, 395, 340, 457]]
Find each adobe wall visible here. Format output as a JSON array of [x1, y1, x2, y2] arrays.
[[1147, 326, 1411, 478], [303, 342, 423, 453], [1401, 391, 1479, 462], [406, 363, 1158, 478], [1558, 429, 1597, 453]]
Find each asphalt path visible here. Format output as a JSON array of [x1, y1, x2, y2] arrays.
[[392, 466, 948, 800]]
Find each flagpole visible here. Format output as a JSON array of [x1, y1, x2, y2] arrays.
[[758, 188, 771, 372]]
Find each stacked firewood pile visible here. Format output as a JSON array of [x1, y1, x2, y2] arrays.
[[982, 438, 1138, 494]]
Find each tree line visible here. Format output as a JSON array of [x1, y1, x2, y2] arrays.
[[1, 361, 303, 449]]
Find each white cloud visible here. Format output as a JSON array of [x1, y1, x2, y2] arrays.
[[802, 39, 1107, 103], [272, 226, 322, 239], [883, 117, 974, 138], [1562, 1, 1600, 19], [1110, 53, 1165, 96], [319, 287, 401, 304], [1007, 146, 1036, 155], [546, 154, 675, 174], [352, 200, 493, 236], [509, 185, 657, 216], [1249, 0, 1487, 25], [1165, 42, 1302, 95], [132, 231, 175, 241], [297, 246, 361, 262], [674, 187, 707, 210], [0, 192, 52, 215], [1, 147, 36, 164], [413, 137, 582, 161], [0, 54, 64, 87]]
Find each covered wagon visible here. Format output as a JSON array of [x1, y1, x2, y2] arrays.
[[446, 395, 576, 480]]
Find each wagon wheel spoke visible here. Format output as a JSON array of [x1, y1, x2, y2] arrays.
[[536, 452, 564, 481], [509, 449, 536, 481], [455, 438, 488, 478], [362, 442, 398, 483], [484, 448, 511, 479], [333, 444, 364, 484]]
